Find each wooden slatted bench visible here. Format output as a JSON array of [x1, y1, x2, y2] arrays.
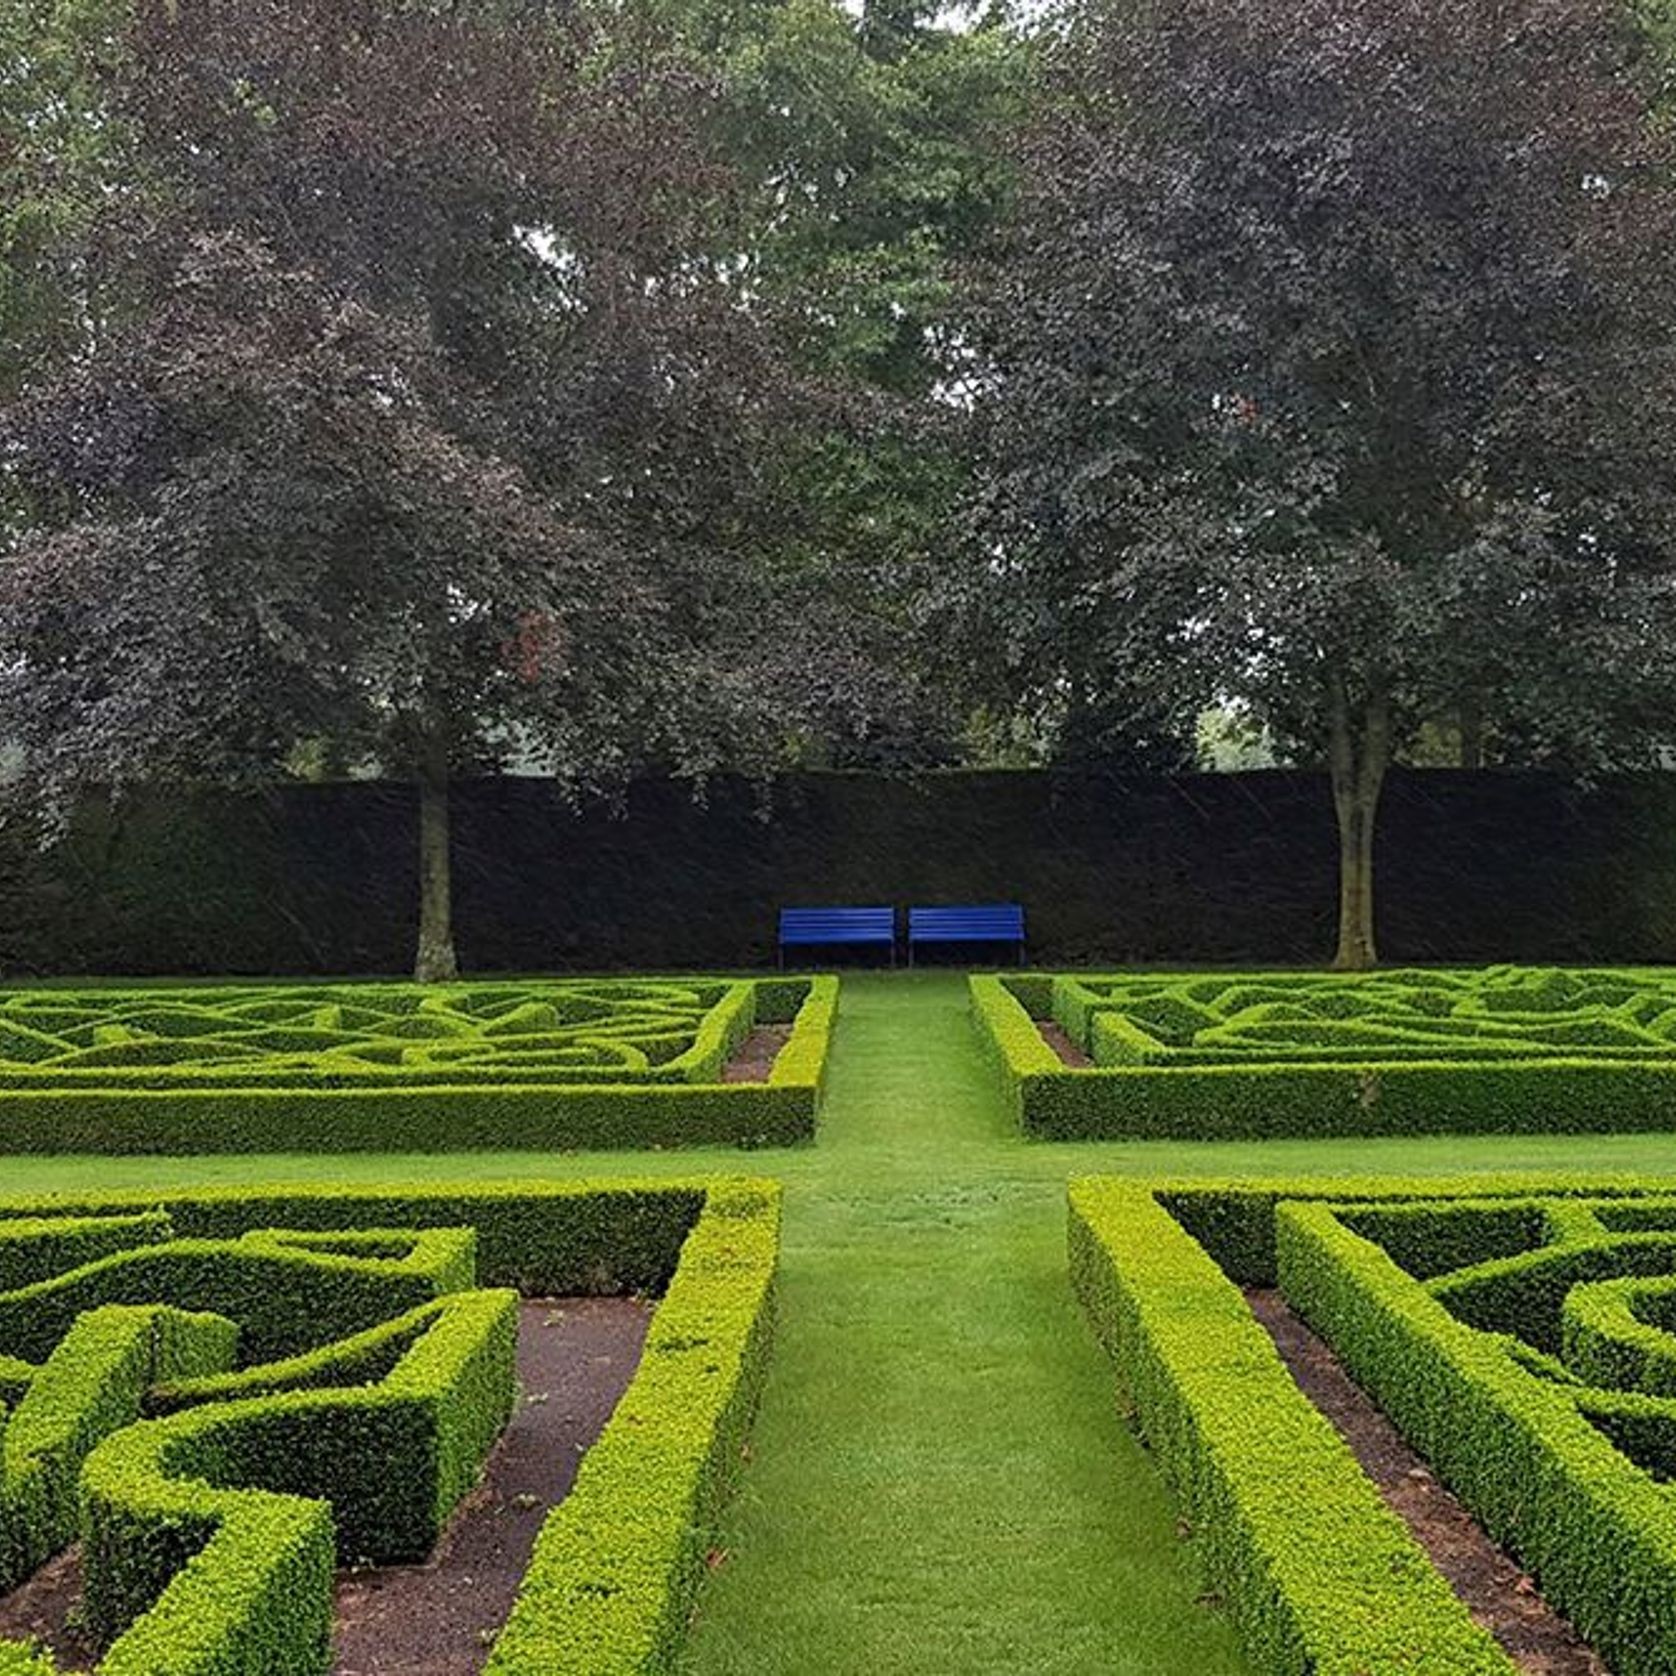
[[778, 906, 896, 967], [907, 903, 1026, 965]]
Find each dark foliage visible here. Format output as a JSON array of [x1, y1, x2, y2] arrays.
[[0, 0, 932, 971], [4, 233, 632, 790], [962, 0, 1676, 962]]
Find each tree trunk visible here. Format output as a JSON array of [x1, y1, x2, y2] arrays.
[[1458, 694, 1484, 770], [414, 749, 459, 983], [1327, 671, 1391, 971]]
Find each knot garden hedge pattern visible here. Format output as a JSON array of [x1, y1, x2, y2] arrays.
[[0, 1212, 516, 1674], [0, 977, 837, 1154], [0, 981, 752, 1086], [975, 967, 1676, 1138], [0, 1177, 779, 1676], [1062, 965, 1676, 1061], [1070, 1173, 1676, 1676]]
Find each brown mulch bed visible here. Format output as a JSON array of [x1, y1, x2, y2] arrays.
[[723, 1023, 791, 1082], [0, 1546, 91, 1670], [1247, 1288, 1609, 1676], [0, 1297, 649, 1676], [1038, 1021, 1092, 1067], [334, 1296, 648, 1675]]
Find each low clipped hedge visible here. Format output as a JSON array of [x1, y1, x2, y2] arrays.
[[0, 1219, 495, 1607], [484, 1179, 779, 1675], [0, 976, 838, 1154], [0, 1650, 54, 1676], [1071, 1172, 1676, 1675], [0, 979, 757, 1088], [0, 1177, 779, 1676], [976, 968, 1676, 1138], [0, 1216, 174, 1291], [1068, 1178, 1512, 1676], [82, 1287, 517, 1670], [1563, 1274, 1676, 1395], [0, 1303, 235, 1592], [0, 1226, 476, 1366], [1278, 1190, 1676, 1676], [1155, 1170, 1670, 1286], [0, 1180, 712, 1296], [147, 1296, 447, 1415]]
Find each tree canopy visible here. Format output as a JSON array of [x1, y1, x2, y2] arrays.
[[960, 0, 1676, 963], [6, 0, 1676, 971], [1, 0, 969, 973]]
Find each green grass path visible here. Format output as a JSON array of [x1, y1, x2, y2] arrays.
[[679, 973, 1250, 1676], [15, 971, 1676, 1672]]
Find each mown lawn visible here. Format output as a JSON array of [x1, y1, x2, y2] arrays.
[[12, 971, 1676, 1673]]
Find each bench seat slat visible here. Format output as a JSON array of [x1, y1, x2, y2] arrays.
[[778, 907, 896, 958], [908, 906, 1025, 937], [906, 905, 1026, 962]]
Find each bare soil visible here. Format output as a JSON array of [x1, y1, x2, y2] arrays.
[[0, 1546, 91, 1670], [334, 1296, 648, 1675], [723, 1024, 791, 1082], [1247, 1288, 1609, 1676], [0, 1297, 649, 1676], [1038, 1022, 1092, 1068]]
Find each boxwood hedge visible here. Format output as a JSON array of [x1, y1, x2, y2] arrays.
[[0, 976, 837, 1153], [979, 967, 1676, 1138], [83, 1286, 518, 1670], [1069, 1178, 1511, 1676], [1071, 1172, 1676, 1675], [0, 1225, 477, 1366], [1, 1302, 236, 1593], [0, 1176, 780, 1676], [484, 1180, 779, 1675], [0, 1219, 514, 1658], [1279, 1189, 1676, 1676]]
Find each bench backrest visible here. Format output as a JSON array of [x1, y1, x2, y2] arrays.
[[907, 904, 1026, 941], [779, 907, 896, 945]]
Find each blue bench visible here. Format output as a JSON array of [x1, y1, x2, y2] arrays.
[[907, 903, 1026, 965], [778, 906, 896, 967]]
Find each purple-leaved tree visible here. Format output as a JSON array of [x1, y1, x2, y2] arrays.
[[963, 0, 1676, 965]]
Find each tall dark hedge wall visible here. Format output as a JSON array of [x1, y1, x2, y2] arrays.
[[3, 769, 1674, 976]]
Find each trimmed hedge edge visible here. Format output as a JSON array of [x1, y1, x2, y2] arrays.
[[83, 1286, 518, 1674], [0, 978, 839, 1155], [1152, 1171, 1676, 1287], [0, 1177, 780, 1676], [1278, 1197, 1676, 1676], [1068, 1177, 1511, 1675], [976, 974, 1676, 1139], [484, 1177, 780, 1675]]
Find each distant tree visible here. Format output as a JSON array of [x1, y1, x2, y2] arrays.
[[708, 0, 1031, 760], [963, 0, 1676, 965], [718, 0, 1024, 400], [0, 0, 899, 978], [1, 0, 129, 406]]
